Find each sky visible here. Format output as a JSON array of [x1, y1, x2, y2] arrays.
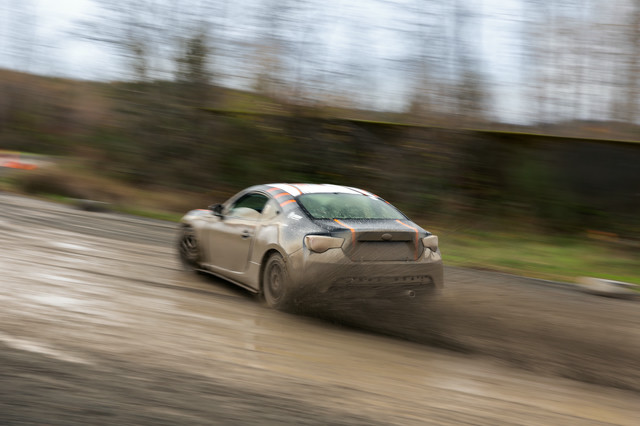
[[1, 0, 114, 79], [1, 0, 530, 123], [36, 0, 106, 77]]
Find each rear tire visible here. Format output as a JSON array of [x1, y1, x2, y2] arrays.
[[262, 253, 291, 310], [178, 226, 200, 271]]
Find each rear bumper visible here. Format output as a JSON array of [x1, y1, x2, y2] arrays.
[[286, 248, 443, 298]]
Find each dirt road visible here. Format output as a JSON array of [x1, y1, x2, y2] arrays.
[[1, 193, 638, 425]]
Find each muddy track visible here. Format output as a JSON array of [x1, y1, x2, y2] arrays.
[[1, 192, 639, 424]]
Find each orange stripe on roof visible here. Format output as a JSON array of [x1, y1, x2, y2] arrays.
[[279, 199, 297, 207], [274, 192, 290, 199], [395, 219, 419, 260], [270, 184, 300, 196], [267, 187, 280, 193], [334, 219, 356, 244]]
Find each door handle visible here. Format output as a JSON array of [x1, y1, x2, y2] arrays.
[[241, 230, 251, 239]]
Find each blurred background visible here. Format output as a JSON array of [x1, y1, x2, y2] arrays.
[[2, 5, 640, 422], [0, 0, 638, 253]]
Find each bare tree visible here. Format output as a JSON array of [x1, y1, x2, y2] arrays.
[[622, 1, 640, 122], [78, 0, 218, 83], [175, 28, 214, 105], [2, 0, 39, 72]]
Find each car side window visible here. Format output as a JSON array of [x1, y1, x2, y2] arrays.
[[227, 193, 269, 220]]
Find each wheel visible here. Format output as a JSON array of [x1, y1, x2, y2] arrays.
[[178, 226, 200, 271], [262, 252, 292, 310]]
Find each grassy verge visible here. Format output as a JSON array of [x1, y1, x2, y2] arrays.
[[435, 228, 640, 285], [0, 162, 219, 218], [33, 194, 185, 222], [2, 163, 638, 286]]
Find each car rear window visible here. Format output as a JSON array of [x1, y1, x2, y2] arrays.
[[297, 193, 405, 220]]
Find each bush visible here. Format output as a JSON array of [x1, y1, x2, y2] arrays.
[[14, 168, 88, 199]]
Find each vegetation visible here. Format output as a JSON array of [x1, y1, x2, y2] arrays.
[[439, 229, 640, 285], [1, 0, 639, 285], [1, 68, 639, 239]]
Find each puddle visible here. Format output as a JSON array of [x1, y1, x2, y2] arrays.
[[0, 332, 91, 365], [51, 242, 93, 251], [27, 295, 83, 308]]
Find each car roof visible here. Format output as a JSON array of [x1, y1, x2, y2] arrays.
[[265, 183, 375, 197]]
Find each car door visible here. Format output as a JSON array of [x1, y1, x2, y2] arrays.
[[204, 192, 269, 274]]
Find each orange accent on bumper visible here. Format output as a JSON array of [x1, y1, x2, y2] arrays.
[[333, 219, 356, 244], [395, 220, 419, 260]]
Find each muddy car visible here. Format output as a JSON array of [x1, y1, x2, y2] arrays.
[[178, 183, 443, 309]]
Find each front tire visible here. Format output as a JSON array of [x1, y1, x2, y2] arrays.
[[262, 252, 292, 310], [178, 226, 200, 271]]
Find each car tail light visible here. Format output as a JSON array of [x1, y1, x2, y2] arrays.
[[422, 235, 438, 252], [305, 235, 344, 253]]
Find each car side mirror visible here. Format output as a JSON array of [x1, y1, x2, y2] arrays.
[[209, 203, 224, 217]]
